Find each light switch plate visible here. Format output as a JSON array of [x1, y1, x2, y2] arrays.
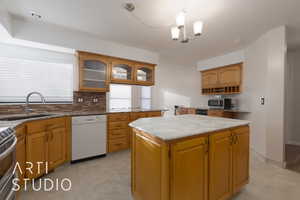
[[260, 97, 265, 105]]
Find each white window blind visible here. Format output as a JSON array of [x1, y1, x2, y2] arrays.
[[109, 84, 152, 110], [141, 86, 152, 109], [0, 56, 73, 103], [109, 84, 132, 109]]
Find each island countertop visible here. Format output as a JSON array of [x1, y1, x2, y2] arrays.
[[129, 114, 250, 141]]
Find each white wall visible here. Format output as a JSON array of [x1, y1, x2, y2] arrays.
[[10, 17, 159, 64], [153, 59, 209, 116], [286, 50, 300, 145], [0, 10, 12, 38], [197, 26, 287, 164], [197, 50, 245, 71]]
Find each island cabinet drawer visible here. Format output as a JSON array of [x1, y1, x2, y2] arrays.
[[108, 137, 129, 152], [108, 129, 128, 139], [109, 121, 128, 130], [108, 113, 130, 122], [232, 126, 249, 134]]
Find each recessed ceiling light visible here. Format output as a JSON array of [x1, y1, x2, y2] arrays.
[[30, 11, 42, 20]]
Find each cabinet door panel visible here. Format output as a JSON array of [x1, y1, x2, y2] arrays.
[[135, 64, 155, 85], [48, 127, 66, 169], [202, 70, 218, 88], [218, 65, 241, 86], [209, 131, 233, 200], [78, 52, 109, 92], [26, 132, 48, 179], [16, 135, 26, 186], [133, 134, 163, 200], [171, 137, 208, 200], [233, 129, 249, 193]]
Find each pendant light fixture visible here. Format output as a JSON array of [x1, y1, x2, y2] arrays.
[[171, 11, 203, 43]]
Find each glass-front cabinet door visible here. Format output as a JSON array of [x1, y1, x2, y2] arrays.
[[110, 60, 135, 84], [78, 52, 109, 92], [135, 64, 155, 85]]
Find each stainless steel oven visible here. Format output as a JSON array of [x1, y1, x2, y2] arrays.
[[0, 127, 17, 200]]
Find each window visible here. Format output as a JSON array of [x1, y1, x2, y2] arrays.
[[141, 86, 152, 109], [0, 56, 73, 103], [109, 84, 132, 109], [109, 84, 152, 110]]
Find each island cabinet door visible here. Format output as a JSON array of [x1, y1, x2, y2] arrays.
[[132, 132, 169, 200], [170, 137, 209, 200], [209, 130, 233, 200], [232, 126, 250, 194]]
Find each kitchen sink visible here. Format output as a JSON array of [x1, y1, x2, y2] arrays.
[[0, 114, 53, 121]]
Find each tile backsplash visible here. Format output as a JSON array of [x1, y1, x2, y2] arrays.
[[0, 91, 106, 115]]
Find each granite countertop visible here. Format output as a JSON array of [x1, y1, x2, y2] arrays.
[[129, 114, 250, 141], [0, 108, 167, 132]]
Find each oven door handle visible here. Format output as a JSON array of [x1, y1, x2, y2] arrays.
[[0, 136, 17, 160]]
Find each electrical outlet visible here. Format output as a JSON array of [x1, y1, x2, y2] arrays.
[[77, 97, 83, 103], [93, 98, 98, 103]]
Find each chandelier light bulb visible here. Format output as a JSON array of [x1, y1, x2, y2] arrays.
[[176, 11, 185, 28], [193, 21, 203, 36], [171, 27, 180, 40]]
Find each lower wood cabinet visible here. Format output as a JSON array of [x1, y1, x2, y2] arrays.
[[25, 117, 69, 179], [108, 111, 163, 153], [208, 110, 237, 119], [26, 131, 48, 179], [131, 125, 249, 200], [107, 113, 130, 153], [15, 125, 26, 186], [171, 137, 208, 200], [209, 126, 249, 200], [209, 130, 233, 200]]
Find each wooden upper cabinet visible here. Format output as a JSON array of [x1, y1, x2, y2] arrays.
[[202, 70, 219, 88], [171, 137, 208, 200], [78, 51, 110, 92], [201, 63, 242, 95], [111, 59, 135, 84], [218, 64, 241, 87], [135, 64, 155, 86]]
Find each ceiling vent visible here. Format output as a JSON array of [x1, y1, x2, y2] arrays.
[[123, 3, 135, 12]]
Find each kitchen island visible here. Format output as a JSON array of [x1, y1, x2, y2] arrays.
[[129, 114, 250, 200]]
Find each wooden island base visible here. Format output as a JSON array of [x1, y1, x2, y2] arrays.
[[131, 125, 249, 200]]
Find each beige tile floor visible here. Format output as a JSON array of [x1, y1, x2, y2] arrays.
[[20, 150, 300, 200]]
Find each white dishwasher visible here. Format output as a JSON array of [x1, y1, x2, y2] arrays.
[[72, 115, 107, 162]]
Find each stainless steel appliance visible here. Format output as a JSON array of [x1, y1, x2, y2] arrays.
[[72, 115, 107, 162], [0, 127, 17, 200], [195, 109, 208, 115], [208, 98, 233, 109]]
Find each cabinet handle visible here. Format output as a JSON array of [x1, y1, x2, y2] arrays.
[[205, 138, 209, 153], [230, 135, 234, 145], [234, 135, 238, 144]]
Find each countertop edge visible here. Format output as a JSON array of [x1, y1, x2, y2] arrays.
[[0, 109, 167, 133]]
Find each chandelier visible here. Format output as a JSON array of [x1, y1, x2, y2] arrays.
[[171, 11, 203, 43]]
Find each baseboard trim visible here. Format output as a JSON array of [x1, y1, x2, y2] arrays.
[[250, 147, 286, 168], [286, 141, 300, 146]]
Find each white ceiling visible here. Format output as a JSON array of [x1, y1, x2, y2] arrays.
[[2, 0, 300, 65]]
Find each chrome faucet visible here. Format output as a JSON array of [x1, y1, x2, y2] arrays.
[[25, 92, 46, 113]]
